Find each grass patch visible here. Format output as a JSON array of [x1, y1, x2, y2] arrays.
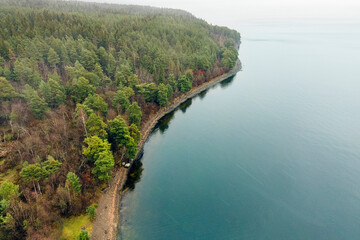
[[61, 215, 93, 240]]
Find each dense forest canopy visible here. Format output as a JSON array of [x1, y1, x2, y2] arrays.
[[0, 0, 240, 239]]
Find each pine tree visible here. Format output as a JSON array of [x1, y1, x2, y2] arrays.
[[42, 156, 62, 175], [80, 48, 97, 71], [157, 83, 168, 106], [72, 77, 95, 103], [85, 113, 108, 139], [20, 163, 44, 194], [59, 44, 70, 65], [92, 150, 114, 181], [66, 172, 82, 194], [178, 74, 192, 93], [129, 123, 141, 143], [166, 83, 173, 100], [0, 77, 17, 100], [41, 78, 66, 108], [125, 136, 137, 159], [107, 116, 130, 148], [83, 94, 108, 116], [83, 136, 112, 162], [47, 48, 60, 67], [113, 90, 130, 113], [127, 102, 142, 127], [19, 158, 61, 194], [86, 205, 96, 221], [29, 91, 49, 119]]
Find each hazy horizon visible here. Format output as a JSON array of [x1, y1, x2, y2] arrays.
[[80, 0, 360, 28]]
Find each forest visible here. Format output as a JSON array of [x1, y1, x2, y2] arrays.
[[0, 0, 240, 239]]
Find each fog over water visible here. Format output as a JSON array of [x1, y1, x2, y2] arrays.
[[82, 0, 360, 27]]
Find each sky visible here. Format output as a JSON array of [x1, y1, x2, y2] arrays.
[[81, 0, 360, 27]]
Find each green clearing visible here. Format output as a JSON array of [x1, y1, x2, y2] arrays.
[[61, 215, 92, 240]]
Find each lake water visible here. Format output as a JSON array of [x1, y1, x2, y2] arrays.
[[118, 20, 360, 240]]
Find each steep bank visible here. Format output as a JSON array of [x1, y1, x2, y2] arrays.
[[91, 61, 241, 240]]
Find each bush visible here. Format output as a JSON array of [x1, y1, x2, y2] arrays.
[[86, 205, 96, 221], [77, 229, 90, 240]]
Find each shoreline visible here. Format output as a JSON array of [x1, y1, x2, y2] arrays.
[[90, 61, 241, 240]]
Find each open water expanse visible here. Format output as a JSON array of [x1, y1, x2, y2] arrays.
[[119, 20, 360, 239]]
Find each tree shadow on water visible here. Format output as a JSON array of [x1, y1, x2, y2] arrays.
[[198, 89, 209, 100], [123, 159, 144, 191], [220, 60, 242, 89], [179, 98, 192, 113], [155, 111, 175, 135], [220, 75, 235, 89]]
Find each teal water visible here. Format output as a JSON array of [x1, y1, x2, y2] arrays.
[[119, 21, 360, 239]]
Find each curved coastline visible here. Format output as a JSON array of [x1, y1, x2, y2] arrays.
[[91, 60, 241, 240]]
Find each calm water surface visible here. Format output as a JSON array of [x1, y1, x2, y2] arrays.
[[119, 21, 360, 239]]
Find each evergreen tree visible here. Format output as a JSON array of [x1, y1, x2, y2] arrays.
[[59, 44, 70, 65], [166, 83, 173, 100], [127, 102, 142, 127], [66, 172, 82, 194], [125, 136, 137, 159], [85, 113, 107, 139], [23, 84, 35, 102], [72, 77, 95, 103], [138, 83, 158, 102], [86, 205, 96, 221], [42, 156, 62, 175], [19, 163, 45, 193], [13, 59, 31, 84], [157, 83, 168, 106], [93, 63, 104, 81], [29, 91, 49, 119], [127, 74, 139, 89], [83, 136, 114, 181], [129, 123, 141, 143], [41, 78, 66, 108], [0, 77, 17, 100], [83, 94, 108, 116], [113, 90, 130, 112], [83, 136, 112, 163], [123, 87, 135, 99], [114, 70, 126, 87], [92, 150, 114, 181], [107, 116, 130, 148], [47, 48, 60, 67], [106, 53, 116, 77], [80, 48, 97, 71], [97, 46, 108, 68], [168, 74, 176, 90], [178, 74, 192, 93], [20, 157, 61, 194]]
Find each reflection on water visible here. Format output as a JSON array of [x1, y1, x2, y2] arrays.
[[179, 98, 192, 113], [220, 75, 236, 89], [123, 72, 240, 191], [198, 89, 208, 100], [156, 111, 175, 134], [123, 159, 144, 191], [123, 73, 239, 191]]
